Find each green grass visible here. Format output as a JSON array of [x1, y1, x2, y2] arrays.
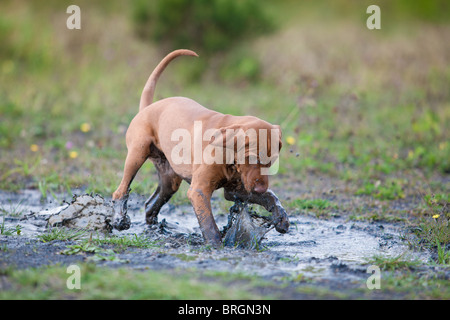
[[365, 253, 422, 271], [411, 216, 450, 252], [37, 227, 88, 242], [0, 215, 22, 236], [355, 179, 405, 200], [364, 252, 449, 299], [0, 263, 265, 300], [38, 230, 163, 260], [91, 233, 161, 250], [0, 0, 449, 198], [287, 198, 338, 218], [348, 208, 407, 223], [380, 272, 450, 299], [289, 198, 337, 211], [0, 200, 25, 217], [407, 192, 449, 260], [436, 241, 450, 265]]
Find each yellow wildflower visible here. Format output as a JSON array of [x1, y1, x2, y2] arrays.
[[286, 136, 295, 146], [69, 151, 79, 159], [432, 214, 440, 219], [30, 144, 39, 152], [80, 123, 91, 133]]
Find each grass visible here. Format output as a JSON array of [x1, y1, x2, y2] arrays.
[[366, 253, 422, 271], [407, 192, 449, 261], [289, 198, 337, 211], [36, 228, 162, 263], [287, 198, 338, 218], [37, 227, 88, 242], [0, 215, 22, 236], [38, 231, 163, 263], [38, 228, 162, 255], [348, 208, 407, 223], [0, 263, 263, 299], [91, 233, 161, 250], [364, 251, 449, 299], [410, 216, 449, 252], [436, 241, 450, 265], [355, 179, 405, 200], [0, 200, 25, 217], [380, 272, 450, 299], [0, 1, 448, 198]]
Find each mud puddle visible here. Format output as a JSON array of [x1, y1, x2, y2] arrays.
[[0, 189, 430, 286]]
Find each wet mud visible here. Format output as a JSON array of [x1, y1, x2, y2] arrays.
[[0, 189, 433, 292]]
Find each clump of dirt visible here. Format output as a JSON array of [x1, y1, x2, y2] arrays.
[[47, 194, 113, 232]]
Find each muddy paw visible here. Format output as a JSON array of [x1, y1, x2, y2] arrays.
[[113, 215, 131, 231], [273, 206, 289, 234]]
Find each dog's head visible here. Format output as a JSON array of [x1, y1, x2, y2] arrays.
[[211, 121, 282, 194]]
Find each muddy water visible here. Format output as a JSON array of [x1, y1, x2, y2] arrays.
[[0, 189, 429, 284]]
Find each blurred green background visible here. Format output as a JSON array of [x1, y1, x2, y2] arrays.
[[0, 0, 449, 200]]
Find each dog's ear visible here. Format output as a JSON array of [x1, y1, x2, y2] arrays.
[[259, 124, 282, 165], [208, 124, 257, 164], [209, 124, 243, 148]]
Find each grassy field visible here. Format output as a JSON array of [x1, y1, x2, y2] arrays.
[[1, 1, 449, 191], [0, 263, 267, 299], [1, 1, 448, 221], [0, 0, 449, 299]]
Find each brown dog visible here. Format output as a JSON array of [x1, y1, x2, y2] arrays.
[[112, 49, 289, 246]]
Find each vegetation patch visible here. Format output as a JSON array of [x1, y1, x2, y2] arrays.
[[355, 180, 405, 200], [0, 264, 261, 300], [288, 198, 338, 218]]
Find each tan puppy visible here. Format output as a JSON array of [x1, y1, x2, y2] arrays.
[[112, 49, 289, 246]]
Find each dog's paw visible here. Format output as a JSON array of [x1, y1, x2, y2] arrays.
[[273, 206, 289, 234], [113, 215, 131, 231]]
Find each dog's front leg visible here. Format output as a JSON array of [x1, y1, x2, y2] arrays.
[[225, 188, 289, 234], [111, 188, 131, 231], [112, 142, 150, 230], [187, 178, 222, 247], [250, 190, 290, 234]]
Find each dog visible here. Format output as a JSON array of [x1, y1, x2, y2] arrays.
[[112, 49, 289, 246]]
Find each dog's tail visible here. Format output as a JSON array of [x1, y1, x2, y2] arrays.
[[139, 49, 199, 111]]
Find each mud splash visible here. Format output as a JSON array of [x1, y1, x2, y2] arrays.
[[222, 202, 273, 249], [28, 193, 271, 249], [0, 189, 431, 285]]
